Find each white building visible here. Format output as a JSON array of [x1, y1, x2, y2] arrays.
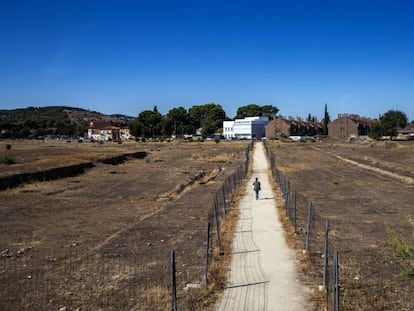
[[223, 116, 269, 139], [87, 121, 132, 141]]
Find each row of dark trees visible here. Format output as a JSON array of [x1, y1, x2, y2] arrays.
[[0, 104, 278, 140], [129, 103, 279, 139], [1, 104, 410, 140], [0, 116, 84, 139]]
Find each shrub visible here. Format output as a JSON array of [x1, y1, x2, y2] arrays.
[[1, 155, 15, 165], [387, 226, 414, 276]]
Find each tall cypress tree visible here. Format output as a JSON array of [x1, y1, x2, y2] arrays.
[[323, 103, 330, 136]]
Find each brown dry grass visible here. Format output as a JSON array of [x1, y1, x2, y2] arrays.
[[267, 140, 414, 311], [138, 287, 170, 311], [266, 154, 327, 310], [0, 140, 252, 310], [188, 150, 251, 310], [179, 179, 246, 311], [192, 152, 236, 164]]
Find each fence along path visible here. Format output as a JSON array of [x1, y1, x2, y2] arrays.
[[216, 142, 308, 311]]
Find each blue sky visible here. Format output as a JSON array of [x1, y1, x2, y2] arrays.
[[1, 0, 413, 121]]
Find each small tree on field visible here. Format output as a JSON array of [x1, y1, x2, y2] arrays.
[[368, 122, 385, 140], [381, 110, 408, 140], [1, 144, 15, 165]]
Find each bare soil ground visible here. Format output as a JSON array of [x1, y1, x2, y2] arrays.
[[0, 139, 250, 310], [268, 139, 414, 310]]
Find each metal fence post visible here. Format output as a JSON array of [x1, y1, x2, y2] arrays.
[[293, 191, 297, 232], [323, 219, 330, 287], [305, 201, 313, 252], [205, 222, 211, 286], [333, 250, 339, 311], [214, 193, 222, 219], [222, 186, 227, 215], [285, 188, 290, 218], [171, 250, 177, 311], [214, 200, 223, 255]]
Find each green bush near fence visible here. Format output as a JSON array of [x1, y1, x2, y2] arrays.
[[386, 226, 414, 276]]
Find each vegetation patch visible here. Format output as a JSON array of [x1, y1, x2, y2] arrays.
[[386, 226, 414, 276], [268, 140, 414, 310], [0, 140, 250, 310]]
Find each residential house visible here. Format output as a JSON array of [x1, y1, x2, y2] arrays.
[[397, 125, 414, 140], [87, 120, 131, 141], [328, 114, 374, 139], [265, 117, 323, 139]]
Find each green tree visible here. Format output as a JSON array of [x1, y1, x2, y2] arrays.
[[380, 110, 408, 139], [56, 120, 76, 136], [76, 124, 86, 137], [322, 103, 330, 136], [130, 108, 162, 138], [201, 117, 217, 138], [261, 105, 279, 119], [0, 121, 16, 138], [164, 106, 189, 136], [235, 104, 279, 119], [368, 121, 385, 140], [188, 103, 227, 135]]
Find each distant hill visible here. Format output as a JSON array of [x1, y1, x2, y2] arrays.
[[0, 106, 135, 138], [0, 106, 134, 124]]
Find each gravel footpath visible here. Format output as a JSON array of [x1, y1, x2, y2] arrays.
[[216, 142, 309, 311]]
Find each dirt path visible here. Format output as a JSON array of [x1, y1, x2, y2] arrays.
[[216, 142, 308, 311], [325, 150, 414, 185]]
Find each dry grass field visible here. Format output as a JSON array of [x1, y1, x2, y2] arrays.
[[0, 139, 250, 310], [268, 139, 414, 310], [2, 138, 413, 310]]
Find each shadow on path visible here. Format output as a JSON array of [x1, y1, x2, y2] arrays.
[[216, 142, 308, 311]]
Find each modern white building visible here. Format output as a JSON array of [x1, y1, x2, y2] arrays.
[[223, 116, 269, 139]]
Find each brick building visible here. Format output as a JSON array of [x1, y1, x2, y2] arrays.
[[265, 117, 323, 139], [328, 114, 374, 139]]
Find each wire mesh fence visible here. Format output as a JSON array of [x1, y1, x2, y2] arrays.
[[1, 248, 172, 310], [1, 142, 253, 311], [265, 142, 341, 310], [264, 141, 414, 311]]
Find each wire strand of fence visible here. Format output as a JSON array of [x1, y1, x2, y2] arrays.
[[263, 140, 343, 311], [0, 143, 254, 311]]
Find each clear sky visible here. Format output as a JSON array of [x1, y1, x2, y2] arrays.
[[1, 0, 413, 121]]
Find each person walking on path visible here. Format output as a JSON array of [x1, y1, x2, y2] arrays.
[[216, 141, 308, 311], [253, 177, 261, 200]]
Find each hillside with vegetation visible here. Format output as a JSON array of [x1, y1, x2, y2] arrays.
[[0, 106, 133, 139]]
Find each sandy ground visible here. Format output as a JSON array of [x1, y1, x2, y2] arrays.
[[216, 142, 309, 311]]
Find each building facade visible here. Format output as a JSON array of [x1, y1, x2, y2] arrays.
[[223, 116, 269, 139], [328, 114, 373, 139], [265, 117, 323, 139], [397, 125, 414, 140], [87, 121, 132, 141]]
